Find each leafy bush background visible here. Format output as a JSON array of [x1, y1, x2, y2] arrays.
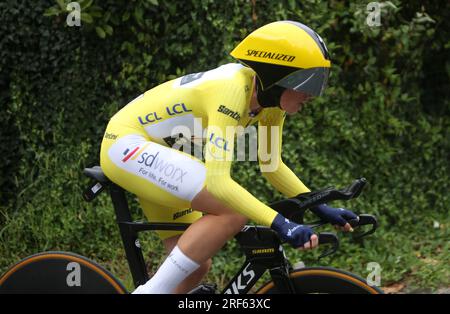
[[0, 0, 448, 292]]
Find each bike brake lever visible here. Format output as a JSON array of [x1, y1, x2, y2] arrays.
[[350, 214, 378, 239], [317, 232, 339, 260]]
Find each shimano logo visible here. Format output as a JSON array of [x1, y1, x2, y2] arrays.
[[251, 248, 275, 255], [217, 105, 241, 121], [246, 50, 296, 62]]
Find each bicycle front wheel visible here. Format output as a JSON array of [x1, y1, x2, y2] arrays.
[[256, 266, 383, 294]]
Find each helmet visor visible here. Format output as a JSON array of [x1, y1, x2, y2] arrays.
[[276, 67, 330, 96]]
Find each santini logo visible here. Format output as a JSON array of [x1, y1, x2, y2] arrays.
[[104, 132, 118, 140], [246, 50, 295, 62], [217, 105, 241, 121], [173, 208, 193, 220]]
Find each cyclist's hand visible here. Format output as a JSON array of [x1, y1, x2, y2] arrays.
[[300, 234, 319, 250], [271, 213, 318, 249], [334, 223, 353, 232], [311, 204, 358, 232]]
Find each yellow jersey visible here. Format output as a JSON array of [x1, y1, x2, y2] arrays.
[[107, 63, 309, 226]]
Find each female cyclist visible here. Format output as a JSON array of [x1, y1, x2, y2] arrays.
[[100, 21, 358, 294]]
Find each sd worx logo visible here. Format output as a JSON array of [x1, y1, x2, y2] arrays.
[[121, 146, 143, 162], [121, 145, 187, 183]]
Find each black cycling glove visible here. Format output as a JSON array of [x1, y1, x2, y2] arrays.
[[271, 213, 315, 248]]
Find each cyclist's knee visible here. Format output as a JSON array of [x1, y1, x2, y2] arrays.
[[234, 213, 248, 228], [223, 213, 248, 234], [191, 188, 233, 216]]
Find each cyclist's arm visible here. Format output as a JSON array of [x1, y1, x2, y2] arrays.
[[204, 83, 279, 227], [258, 108, 310, 197]]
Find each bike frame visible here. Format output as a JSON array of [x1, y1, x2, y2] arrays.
[[108, 182, 294, 293], [83, 166, 371, 294]]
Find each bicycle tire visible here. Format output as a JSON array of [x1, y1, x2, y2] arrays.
[[256, 266, 383, 294], [0, 251, 127, 294]]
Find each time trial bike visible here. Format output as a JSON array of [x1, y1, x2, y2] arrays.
[[0, 166, 382, 294]]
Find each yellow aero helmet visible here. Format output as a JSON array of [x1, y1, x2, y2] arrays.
[[231, 21, 331, 97]]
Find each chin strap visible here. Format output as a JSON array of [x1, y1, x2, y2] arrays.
[[255, 78, 286, 108]]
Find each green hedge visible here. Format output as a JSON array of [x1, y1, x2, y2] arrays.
[[1, 0, 448, 291]]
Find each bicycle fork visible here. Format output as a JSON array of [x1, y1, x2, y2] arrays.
[[269, 261, 297, 293]]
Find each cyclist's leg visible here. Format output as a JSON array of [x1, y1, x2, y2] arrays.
[[101, 131, 204, 210], [140, 192, 247, 294], [138, 198, 212, 294], [177, 188, 248, 263], [161, 235, 212, 294], [101, 128, 247, 293], [138, 197, 202, 241], [136, 189, 247, 294]]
